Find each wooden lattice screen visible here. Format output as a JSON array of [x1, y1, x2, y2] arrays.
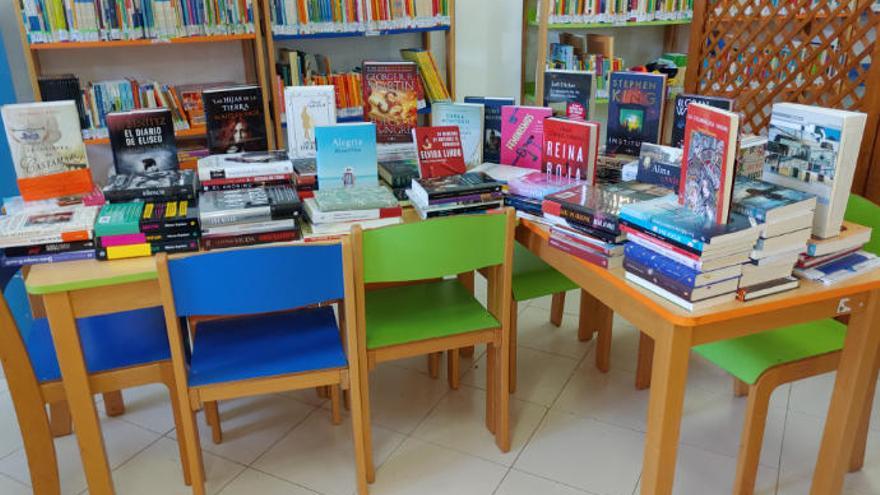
[[684, 0, 880, 201]]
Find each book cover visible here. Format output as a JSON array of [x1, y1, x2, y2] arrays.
[[0, 205, 98, 249], [463, 96, 515, 163], [679, 103, 740, 224], [203, 85, 267, 154], [543, 182, 670, 235], [507, 172, 584, 200], [313, 185, 399, 212], [362, 61, 420, 144], [284, 85, 336, 159], [315, 123, 378, 189], [670, 94, 734, 149], [736, 135, 768, 179], [413, 126, 466, 178], [199, 186, 303, 227], [605, 72, 667, 156], [806, 221, 872, 257], [103, 169, 197, 203], [107, 108, 179, 175], [543, 70, 596, 121], [431, 102, 484, 169], [730, 177, 817, 223], [94, 202, 145, 237], [410, 172, 503, 204], [637, 143, 683, 192], [500, 106, 552, 169], [542, 117, 600, 184], [378, 159, 420, 188], [197, 151, 293, 181], [1, 101, 93, 201], [140, 200, 200, 234], [1, 249, 96, 267]]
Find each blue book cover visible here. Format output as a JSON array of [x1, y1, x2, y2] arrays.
[[315, 123, 378, 189], [670, 94, 734, 149], [623, 256, 697, 300], [637, 143, 682, 193], [606, 72, 667, 156], [464, 96, 514, 164], [625, 242, 702, 288], [731, 177, 816, 222]]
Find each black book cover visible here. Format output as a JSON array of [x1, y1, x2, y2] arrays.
[[199, 186, 303, 226], [107, 108, 179, 175], [139, 200, 201, 234], [38, 74, 89, 130], [414, 172, 503, 200], [4, 240, 96, 258], [103, 169, 197, 203], [203, 85, 267, 154], [544, 182, 670, 235], [379, 160, 420, 188], [670, 94, 734, 149], [605, 72, 667, 156], [542, 70, 593, 119]]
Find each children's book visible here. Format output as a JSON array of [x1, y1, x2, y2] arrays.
[[637, 143, 682, 193], [431, 102, 484, 169], [284, 85, 336, 159], [107, 108, 179, 175], [463, 96, 515, 163], [500, 106, 552, 169], [315, 123, 378, 189], [670, 94, 734, 149], [542, 117, 600, 184], [543, 70, 596, 121], [605, 72, 667, 156], [413, 126, 467, 178], [203, 85, 267, 154], [362, 61, 421, 143]]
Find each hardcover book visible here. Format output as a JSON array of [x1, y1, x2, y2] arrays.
[[1, 101, 93, 201], [107, 108, 179, 175], [199, 186, 303, 227], [679, 103, 740, 224], [542, 182, 670, 235], [637, 143, 682, 192], [763, 103, 868, 238], [362, 61, 421, 143], [463, 96, 515, 163], [730, 177, 817, 223], [605, 72, 667, 156], [431, 102, 485, 169], [103, 169, 197, 203], [543, 70, 597, 121], [542, 117, 600, 183], [284, 85, 336, 159], [413, 126, 466, 178], [670, 94, 734, 149], [500, 106, 552, 169], [315, 123, 378, 189], [203, 85, 267, 154]]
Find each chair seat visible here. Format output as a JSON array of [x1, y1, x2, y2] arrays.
[[365, 279, 499, 349], [512, 243, 577, 302], [189, 306, 346, 387], [693, 319, 846, 385], [26, 307, 171, 383]]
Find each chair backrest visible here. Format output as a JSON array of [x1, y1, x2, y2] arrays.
[[845, 194, 880, 256], [358, 212, 511, 284]]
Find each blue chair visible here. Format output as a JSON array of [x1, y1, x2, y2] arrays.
[[156, 240, 369, 495], [0, 266, 190, 494]]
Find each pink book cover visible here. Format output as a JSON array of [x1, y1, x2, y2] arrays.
[[100, 233, 146, 248], [500, 106, 552, 169]]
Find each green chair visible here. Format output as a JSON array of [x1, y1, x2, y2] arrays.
[[691, 194, 880, 494]]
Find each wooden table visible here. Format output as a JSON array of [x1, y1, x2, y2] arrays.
[[516, 219, 880, 495]]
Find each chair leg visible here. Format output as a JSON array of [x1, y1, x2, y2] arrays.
[[447, 349, 461, 390], [316, 385, 329, 399], [635, 332, 654, 390], [359, 358, 375, 483], [165, 383, 192, 486], [348, 366, 370, 494], [734, 378, 750, 397], [49, 401, 73, 437], [485, 342, 496, 433], [181, 404, 207, 495], [330, 385, 342, 425], [732, 380, 774, 495], [102, 390, 125, 417], [204, 401, 222, 445], [460, 346, 475, 358], [343, 388, 351, 411], [577, 290, 594, 342], [21, 402, 62, 495], [509, 299, 518, 394], [550, 292, 565, 327], [496, 332, 512, 452], [849, 347, 880, 472], [428, 352, 441, 379]]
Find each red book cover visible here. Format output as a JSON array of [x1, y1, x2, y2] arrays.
[[413, 126, 467, 178], [362, 62, 421, 144], [678, 103, 739, 224], [542, 117, 600, 184]]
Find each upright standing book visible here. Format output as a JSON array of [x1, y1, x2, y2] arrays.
[[285, 85, 336, 160], [542, 117, 600, 183], [637, 143, 683, 193], [107, 108, 178, 175], [463, 96, 515, 164], [315, 123, 378, 189], [763, 102, 868, 238], [203, 85, 267, 154], [362, 61, 421, 143], [1, 101, 93, 201], [500, 106, 552, 169], [431, 102, 484, 169], [679, 103, 740, 224], [543, 69, 596, 121], [413, 126, 466, 178], [670, 94, 734, 149], [605, 72, 667, 156]]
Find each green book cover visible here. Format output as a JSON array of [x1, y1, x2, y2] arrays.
[[95, 202, 145, 237], [313, 186, 399, 212]]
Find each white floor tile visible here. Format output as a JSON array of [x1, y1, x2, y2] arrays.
[[277, 388, 330, 408], [527, 290, 582, 315], [370, 437, 508, 495], [0, 392, 23, 459], [790, 373, 880, 431], [365, 363, 452, 434], [113, 384, 178, 435], [515, 305, 594, 359], [606, 316, 642, 374], [218, 468, 318, 495], [666, 443, 777, 495], [0, 378, 7, 395], [496, 469, 593, 495], [0, 473, 29, 495]]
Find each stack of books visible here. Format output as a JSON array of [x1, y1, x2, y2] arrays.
[[0, 203, 99, 267], [619, 195, 762, 311], [303, 186, 403, 241], [379, 160, 420, 201], [94, 202, 199, 261], [795, 222, 879, 285], [408, 173, 504, 220], [507, 172, 584, 218], [102, 170, 198, 204], [542, 183, 669, 269], [293, 160, 318, 199], [199, 186, 303, 250], [197, 152, 294, 192]]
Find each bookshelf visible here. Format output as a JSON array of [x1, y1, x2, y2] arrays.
[[261, 0, 456, 147]]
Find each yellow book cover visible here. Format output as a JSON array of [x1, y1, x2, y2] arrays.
[[106, 243, 152, 260]]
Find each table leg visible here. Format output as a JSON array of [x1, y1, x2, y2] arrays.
[[811, 291, 880, 494], [43, 292, 115, 495], [849, 340, 880, 472], [640, 325, 692, 495], [635, 332, 654, 390]]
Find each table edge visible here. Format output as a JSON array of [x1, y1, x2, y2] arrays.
[[25, 270, 159, 295]]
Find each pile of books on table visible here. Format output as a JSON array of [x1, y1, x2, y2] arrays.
[[506, 171, 584, 219], [94, 202, 200, 260], [542, 182, 669, 269], [293, 160, 317, 199], [102, 170, 198, 204], [303, 186, 403, 241], [794, 222, 879, 285], [379, 159, 420, 202], [0, 202, 99, 267], [197, 151, 294, 193], [407, 172, 504, 220], [199, 186, 303, 250]]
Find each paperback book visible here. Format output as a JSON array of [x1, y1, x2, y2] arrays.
[[409, 172, 503, 205], [107, 108, 179, 175], [199, 186, 303, 227], [0, 205, 98, 249], [312, 185, 399, 212], [378, 160, 420, 189], [543, 70, 596, 121], [103, 170, 197, 203], [413, 126, 466, 178], [94, 202, 144, 237], [431, 102, 484, 169], [805, 221, 872, 257], [315, 123, 378, 189], [794, 251, 880, 285], [140, 200, 200, 234], [197, 151, 294, 181], [736, 135, 768, 179], [500, 106, 552, 169], [203, 85, 267, 154], [542, 182, 670, 235], [463, 96, 515, 163], [670, 94, 734, 149], [542, 117, 600, 183], [362, 61, 421, 143], [605, 72, 667, 156], [284, 85, 337, 159], [730, 177, 817, 223], [637, 143, 682, 192]]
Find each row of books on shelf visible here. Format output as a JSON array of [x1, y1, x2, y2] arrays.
[[20, 0, 256, 44], [269, 0, 451, 35], [544, 0, 693, 24]]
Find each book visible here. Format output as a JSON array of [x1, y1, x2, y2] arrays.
[[500, 106, 553, 169], [199, 186, 303, 227], [508, 172, 584, 200], [1, 101, 93, 201], [605, 72, 667, 156], [763, 103, 868, 238], [805, 221, 872, 257], [463, 97, 515, 163], [176, 82, 235, 127], [730, 177, 817, 224], [762, 209, 815, 239], [469, 163, 535, 184], [794, 251, 880, 285], [400, 48, 451, 103], [543, 70, 596, 121], [549, 235, 622, 269], [202, 230, 299, 251], [669, 94, 734, 149], [798, 246, 862, 269], [431, 103, 484, 169], [736, 135, 768, 179], [542, 117, 600, 183], [140, 200, 200, 234], [408, 195, 504, 220], [96, 238, 199, 261], [201, 219, 298, 238], [637, 143, 682, 192], [94, 203, 144, 238], [679, 103, 740, 224], [37, 74, 88, 129], [625, 272, 737, 312], [506, 194, 544, 216], [102, 170, 197, 203], [107, 108, 179, 175], [736, 277, 801, 301], [1, 249, 96, 267], [378, 160, 420, 189], [413, 126, 467, 178], [542, 182, 671, 235], [304, 198, 401, 224], [198, 151, 294, 182], [284, 85, 337, 160], [313, 185, 399, 212], [201, 174, 293, 192], [753, 228, 812, 254], [305, 217, 402, 236], [315, 123, 378, 189], [362, 61, 421, 143], [623, 257, 740, 302], [550, 225, 624, 257], [740, 259, 798, 288], [203, 85, 267, 154], [622, 225, 751, 272], [3, 239, 95, 257], [624, 242, 743, 288], [409, 172, 503, 205]]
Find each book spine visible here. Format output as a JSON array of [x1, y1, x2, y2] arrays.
[[3, 240, 96, 257], [425, 185, 502, 201], [427, 191, 503, 206], [618, 215, 706, 252], [103, 186, 195, 203], [548, 236, 610, 268], [1, 249, 96, 267], [201, 179, 291, 192], [202, 230, 298, 250], [151, 238, 199, 253], [140, 218, 200, 233], [199, 173, 293, 187], [550, 227, 617, 257], [619, 224, 702, 261], [309, 206, 401, 223], [624, 242, 700, 288], [623, 257, 694, 300], [542, 198, 620, 234], [144, 229, 200, 242], [198, 162, 294, 181], [422, 202, 501, 218], [729, 203, 768, 222], [100, 232, 147, 247]]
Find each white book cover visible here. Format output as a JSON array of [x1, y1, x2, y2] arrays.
[[0, 205, 99, 249], [285, 85, 337, 159], [431, 102, 485, 169], [762, 102, 867, 238]]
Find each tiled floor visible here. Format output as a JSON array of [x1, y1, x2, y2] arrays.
[[1, 289, 879, 494]]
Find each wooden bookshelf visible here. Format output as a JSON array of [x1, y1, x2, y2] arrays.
[[27, 34, 259, 50]]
